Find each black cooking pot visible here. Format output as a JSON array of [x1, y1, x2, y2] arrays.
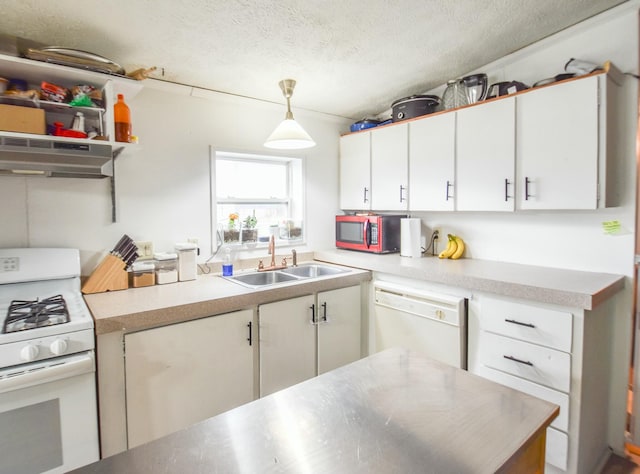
[[391, 95, 440, 122], [487, 81, 529, 99]]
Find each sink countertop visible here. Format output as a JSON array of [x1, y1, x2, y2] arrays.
[[313, 249, 626, 310], [84, 264, 371, 335], [72, 347, 558, 474]]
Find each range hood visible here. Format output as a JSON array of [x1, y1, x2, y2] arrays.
[[0, 135, 113, 178]]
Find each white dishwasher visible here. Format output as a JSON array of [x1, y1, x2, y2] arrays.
[[373, 281, 467, 369]]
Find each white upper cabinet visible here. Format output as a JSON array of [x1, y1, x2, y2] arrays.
[[409, 113, 455, 211], [370, 123, 409, 211], [456, 97, 516, 211], [339, 131, 371, 210], [339, 69, 619, 213], [516, 75, 599, 210]]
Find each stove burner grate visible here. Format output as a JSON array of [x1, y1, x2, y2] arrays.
[[4, 294, 70, 333]]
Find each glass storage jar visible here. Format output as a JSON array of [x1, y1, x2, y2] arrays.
[[154, 252, 178, 284], [130, 261, 155, 288]]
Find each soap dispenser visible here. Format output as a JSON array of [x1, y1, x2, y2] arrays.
[[222, 247, 233, 276]]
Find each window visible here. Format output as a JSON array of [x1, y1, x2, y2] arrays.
[[213, 150, 304, 248]]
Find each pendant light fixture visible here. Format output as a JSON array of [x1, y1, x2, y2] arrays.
[[264, 79, 316, 149]]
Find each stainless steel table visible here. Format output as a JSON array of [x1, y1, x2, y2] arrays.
[[73, 348, 558, 473]]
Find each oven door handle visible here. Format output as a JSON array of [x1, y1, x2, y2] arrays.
[[0, 352, 95, 395]]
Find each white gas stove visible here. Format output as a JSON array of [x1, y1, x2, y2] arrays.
[[0, 248, 99, 473]]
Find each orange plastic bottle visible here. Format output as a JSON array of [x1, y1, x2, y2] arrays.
[[114, 94, 132, 142]]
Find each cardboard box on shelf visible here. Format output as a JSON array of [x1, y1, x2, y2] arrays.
[[0, 104, 46, 134]]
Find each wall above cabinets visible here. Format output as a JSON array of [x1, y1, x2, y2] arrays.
[[339, 63, 624, 213]]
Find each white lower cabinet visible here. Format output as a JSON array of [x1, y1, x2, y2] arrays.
[[468, 294, 613, 473], [317, 286, 363, 374], [124, 309, 256, 448], [259, 285, 362, 396], [259, 294, 316, 396]]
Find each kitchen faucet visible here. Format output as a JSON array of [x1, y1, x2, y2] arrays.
[[257, 235, 288, 271]]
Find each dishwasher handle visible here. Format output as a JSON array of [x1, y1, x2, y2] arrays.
[[374, 286, 464, 327]]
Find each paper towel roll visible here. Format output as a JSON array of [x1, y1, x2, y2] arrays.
[[400, 218, 422, 257]]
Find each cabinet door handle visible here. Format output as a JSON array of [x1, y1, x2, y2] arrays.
[[504, 179, 511, 201], [503, 355, 534, 367], [399, 185, 406, 202], [363, 187, 369, 203], [247, 321, 252, 346], [445, 180, 453, 201], [310, 304, 316, 324], [525, 177, 531, 201], [505, 318, 535, 328], [321, 302, 328, 322]]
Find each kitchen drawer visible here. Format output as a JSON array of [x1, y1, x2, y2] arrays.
[[546, 427, 569, 471], [474, 365, 569, 432], [480, 296, 572, 352], [478, 331, 571, 392]]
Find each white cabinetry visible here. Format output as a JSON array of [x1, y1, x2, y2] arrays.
[[124, 310, 255, 448], [468, 294, 613, 473], [456, 97, 516, 211], [516, 75, 600, 209], [370, 123, 409, 211], [259, 285, 362, 396], [317, 286, 362, 374], [339, 69, 620, 213], [408, 113, 455, 211], [339, 131, 371, 210], [259, 294, 316, 396]]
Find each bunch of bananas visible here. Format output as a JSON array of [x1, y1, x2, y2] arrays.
[[438, 234, 465, 260]]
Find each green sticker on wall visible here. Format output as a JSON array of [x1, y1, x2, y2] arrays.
[[602, 220, 622, 235]]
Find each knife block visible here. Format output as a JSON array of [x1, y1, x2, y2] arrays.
[[82, 254, 129, 294]]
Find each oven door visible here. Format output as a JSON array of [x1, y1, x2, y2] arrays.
[[0, 351, 99, 474]]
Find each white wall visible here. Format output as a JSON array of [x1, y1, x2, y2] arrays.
[[0, 79, 351, 274]]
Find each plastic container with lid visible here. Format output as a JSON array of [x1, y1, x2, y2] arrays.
[[175, 243, 197, 281], [154, 252, 178, 284], [130, 261, 155, 288]]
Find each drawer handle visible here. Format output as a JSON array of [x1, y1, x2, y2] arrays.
[[505, 318, 535, 328], [504, 355, 534, 367]]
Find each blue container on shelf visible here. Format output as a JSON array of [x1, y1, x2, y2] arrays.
[[350, 119, 392, 133]]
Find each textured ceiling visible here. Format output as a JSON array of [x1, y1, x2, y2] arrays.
[[0, 0, 628, 120]]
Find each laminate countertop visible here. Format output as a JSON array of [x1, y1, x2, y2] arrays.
[[71, 347, 559, 474], [314, 249, 626, 310], [84, 262, 371, 335]]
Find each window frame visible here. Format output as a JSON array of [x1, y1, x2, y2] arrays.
[[209, 147, 306, 252]]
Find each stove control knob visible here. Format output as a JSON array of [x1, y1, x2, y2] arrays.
[[20, 344, 39, 362], [50, 339, 68, 356]]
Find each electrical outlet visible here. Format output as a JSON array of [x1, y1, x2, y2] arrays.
[[431, 228, 441, 255], [135, 241, 154, 260]]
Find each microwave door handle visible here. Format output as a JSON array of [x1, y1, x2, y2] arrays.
[[364, 220, 371, 248]]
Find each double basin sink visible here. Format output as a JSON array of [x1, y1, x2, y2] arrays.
[[224, 263, 350, 289]]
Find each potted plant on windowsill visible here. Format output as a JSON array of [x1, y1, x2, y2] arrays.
[[241, 210, 258, 244], [223, 213, 240, 243]]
